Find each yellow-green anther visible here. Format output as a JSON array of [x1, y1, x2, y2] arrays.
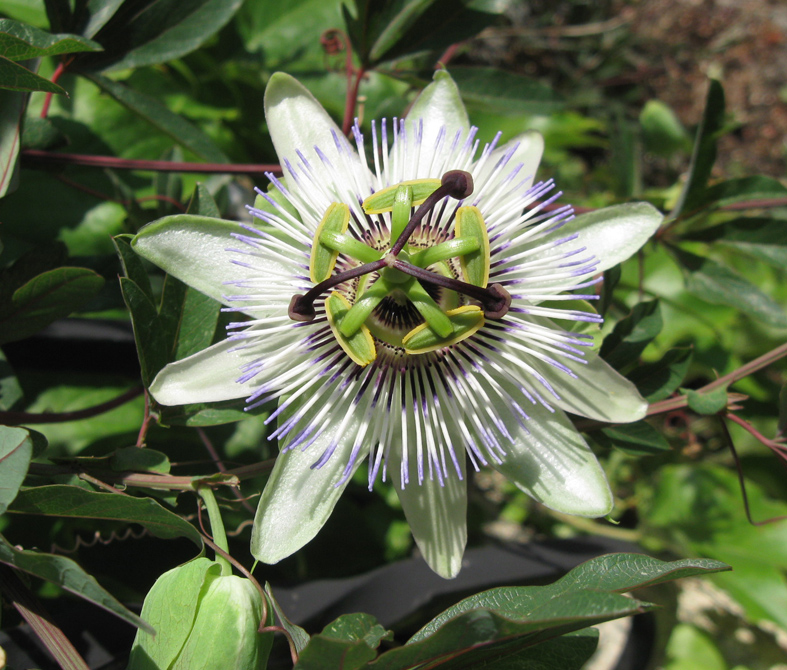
[[403, 306, 485, 354], [319, 230, 383, 264], [339, 278, 390, 337], [362, 178, 441, 215], [310, 203, 350, 283], [325, 292, 377, 367], [410, 237, 480, 268], [391, 184, 413, 242], [455, 206, 490, 288], [405, 278, 453, 339]]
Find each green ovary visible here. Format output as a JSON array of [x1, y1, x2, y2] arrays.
[[311, 179, 491, 366]]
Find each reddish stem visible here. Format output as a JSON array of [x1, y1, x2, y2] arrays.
[[40, 59, 70, 119], [21, 149, 281, 174]]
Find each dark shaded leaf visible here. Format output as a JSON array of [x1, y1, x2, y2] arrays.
[[77, 0, 244, 72], [697, 176, 787, 209], [0, 347, 23, 410], [681, 217, 787, 268], [450, 67, 563, 115], [599, 264, 621, 318], [672, 79, 725, 216], [438, 628, 598, 670], [119, 276, 169, 387], [21, 116, 67, 150], [83, 73, 228, 163], [0, 54, 66, 93], [0, 19, 102, 60], [345, 0, 500, 67], [110, 446, 170, 474], [626, 347, 693, 402], [594, 420, 671, 456], [9, 484, 202, 545], [0, 425, 32, 514], [599, 300, 662, 370], [0, 84, 27, 197], [0, 534, 152, 633], [265, 583, 311, 654], [0, 267, 105, 345]]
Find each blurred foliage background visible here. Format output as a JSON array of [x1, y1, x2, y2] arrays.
[[1, 1, 786, 669]]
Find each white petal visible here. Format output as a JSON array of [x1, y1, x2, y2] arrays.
[[529, 349, 648, 423], [488, 130, 544, 190], [149, 338, 256, 405], [405, 70, 470, 176], [491, 381, 613, 516], [133, 216, 294, 310], [265, 73, 353, 188], [250, 409, 368, 564], [550, 202, 663, 274], [389, 447, 467, 580]]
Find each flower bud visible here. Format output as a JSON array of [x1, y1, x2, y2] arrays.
[[129, 558, 272, 670]]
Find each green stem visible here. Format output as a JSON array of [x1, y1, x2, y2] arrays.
[[197, 487, 231, 576]]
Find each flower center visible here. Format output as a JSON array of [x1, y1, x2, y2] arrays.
[[288, 170, 511, 367]]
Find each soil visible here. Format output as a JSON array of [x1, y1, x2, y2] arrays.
[[623, 0, 787, 178]]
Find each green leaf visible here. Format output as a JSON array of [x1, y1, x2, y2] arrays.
[[0, 54, 67, 93], [128, 557, 218, 669], [8, 485, 202, 546], [295, 613, 393, 670], [83, 73, 228, 163], [44, 0, 72, 33], [0, 426, 32, 514], [673, 248, 787, 328], [599, 264, 621, 318], [640, 99, 691, 157], [449, 66, 563, 116], [626, 347, 694, 402], [363, 554, 728, 670], [646, 464, 787, 629], [680, 216, 787, 269], [600, 300, 662, 370], [672, 79, 725, 216], [238, 0, 343, 64], [684, 386, 728, 415], [0, 267, 105, 345], [0, 19, 102, 60], [265, 583, 310, 654], [78, 0, 244, 72], [664, 624, 726, 670], [594, 420, 671, 456], [0, 533, 152, 633], [778, 382, 787, 438]]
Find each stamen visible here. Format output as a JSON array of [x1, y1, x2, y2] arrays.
[[289, 259, 387, 321], [390, 170, 474, 255], [390, 259, 512, 319]]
